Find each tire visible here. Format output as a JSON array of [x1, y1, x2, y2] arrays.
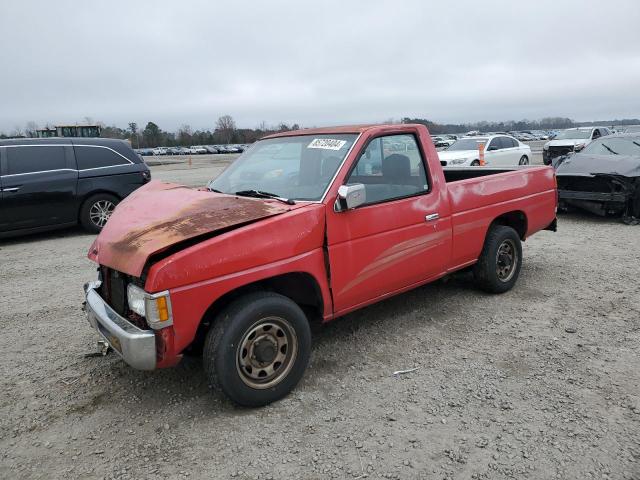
[[470, 160, 480, 166], [79, 193, 119, 233], [473, 225, 522, 293], [519, 155, 529, 165], [203, 292, 311, 407]]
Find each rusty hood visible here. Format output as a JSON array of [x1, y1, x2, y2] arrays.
[[88, 181, 291, 277]]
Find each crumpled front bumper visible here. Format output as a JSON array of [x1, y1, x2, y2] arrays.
[[84, 281, 157, 370]]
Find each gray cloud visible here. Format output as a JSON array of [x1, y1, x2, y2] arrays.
[[1, 0, 639, 132]]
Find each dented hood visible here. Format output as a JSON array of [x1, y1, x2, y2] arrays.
[[88, 181, 291, 277]]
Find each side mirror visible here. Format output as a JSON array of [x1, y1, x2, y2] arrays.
[[334, 184, 366, 212]]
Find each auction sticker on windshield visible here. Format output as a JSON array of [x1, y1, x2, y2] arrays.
[[307, 138, 347, 150]]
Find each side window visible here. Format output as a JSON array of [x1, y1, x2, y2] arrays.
[[505, 137, 517, 148], [6, 146, 67, 175], [488, 137, 502, 151], [347, 134, 428, 205], [592, 129, 601, 139], [75, 146, 130, 170]]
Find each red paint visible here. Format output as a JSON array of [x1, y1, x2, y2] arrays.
[[88, 124, 557, 367]]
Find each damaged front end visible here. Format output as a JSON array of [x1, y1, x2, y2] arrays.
[[558, 174, 640, 224]]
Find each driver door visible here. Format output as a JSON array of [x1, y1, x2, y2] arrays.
[[326, 134, 450, 315]]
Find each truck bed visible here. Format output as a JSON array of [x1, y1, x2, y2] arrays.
[[442, 165, 557, 269]]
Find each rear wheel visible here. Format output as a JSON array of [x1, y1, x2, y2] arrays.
[[519, 155, 529, 165], [473, 225, 522, 293], [80, 193, 119, 233], [471, 160, 480, 166], [203, 292, 311, 407]]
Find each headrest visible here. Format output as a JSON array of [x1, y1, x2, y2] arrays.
[[382, 154, 411, 180]]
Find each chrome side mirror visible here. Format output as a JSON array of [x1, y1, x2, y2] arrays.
[[334, 184, 366, 212]]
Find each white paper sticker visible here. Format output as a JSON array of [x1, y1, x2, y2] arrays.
[[307, 138, 347, 150]]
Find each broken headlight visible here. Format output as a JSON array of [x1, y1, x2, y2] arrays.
[[126, 284, 173, 329]]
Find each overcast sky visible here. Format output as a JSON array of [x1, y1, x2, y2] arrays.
[[1, 0, 639, 133]]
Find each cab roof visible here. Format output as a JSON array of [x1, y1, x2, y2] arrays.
[[262, 124, 424, 139]]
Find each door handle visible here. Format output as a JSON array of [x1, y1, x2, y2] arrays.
[[425, 213, 439, 222], [2, 187, 20, 193]]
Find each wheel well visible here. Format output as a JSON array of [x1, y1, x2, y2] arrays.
[[491, 211, 527, 239], [187, 272, 324, 354]]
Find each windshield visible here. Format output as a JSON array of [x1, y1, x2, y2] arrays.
[[208, 134, 358, 201], [446, 138, 488, 151], [581, 136, 640, 156], [554, 129, 592, 140]]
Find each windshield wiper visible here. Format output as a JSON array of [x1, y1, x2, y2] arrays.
[[600, 143, 618, 155], [633, 141, 640, 149], [208, 187, 223, 193], [234, 189, 296, 205]]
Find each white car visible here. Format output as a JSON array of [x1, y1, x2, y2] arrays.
[[152, 147, 167, 155], [542, 127, 611, 165], [438, 135, 531, 167], [190, 146, 208, 154]]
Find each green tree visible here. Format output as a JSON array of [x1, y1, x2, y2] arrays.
[[128, 122, 139, 148], [142, 122, 161, 147]]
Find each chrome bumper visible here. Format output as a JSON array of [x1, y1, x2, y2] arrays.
[[84, 281, 157, 370]]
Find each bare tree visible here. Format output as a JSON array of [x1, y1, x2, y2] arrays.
[[11, 125, 24, 137], [25, 121, 39, 137], [215, 115, 236, 144]]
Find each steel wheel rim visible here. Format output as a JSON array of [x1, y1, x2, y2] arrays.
[[89, 200, 115, 228], [236, 316, 298, 389], [519, 156, 528, 165], [496, 239, 518, 282]]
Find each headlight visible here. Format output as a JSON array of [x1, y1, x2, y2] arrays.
[[574, 143, 585, 151], [449, 158, 469, 165], [126, 284, 173, 329], [543, 144, 549, 150]]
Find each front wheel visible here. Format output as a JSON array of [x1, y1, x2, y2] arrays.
[[470, 160, 480, 166], [203, 292, 311, 407], [519, 155, 529, 165], [473, 225, 522, 293]]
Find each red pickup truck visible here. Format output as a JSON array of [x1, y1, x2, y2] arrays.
[[84, 124, 557, 406]]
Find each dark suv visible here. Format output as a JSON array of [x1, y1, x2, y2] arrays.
[[0, 138, 150, 237]]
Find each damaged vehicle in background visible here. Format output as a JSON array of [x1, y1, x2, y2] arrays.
[[554, 133, 640, 224], [543, 127, 611, 165]]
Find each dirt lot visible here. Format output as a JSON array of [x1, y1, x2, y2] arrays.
[[1, 158, 638, 480]]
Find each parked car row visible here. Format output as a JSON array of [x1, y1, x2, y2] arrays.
[[135, 144, 250, 156]]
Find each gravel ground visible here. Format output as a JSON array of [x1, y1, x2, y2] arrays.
[[0, 158, 638, 480]]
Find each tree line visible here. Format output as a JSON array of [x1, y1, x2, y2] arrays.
[[0, 115, 301, 148], [2, 115, 639, 145], [116, 116, 302, 148]]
